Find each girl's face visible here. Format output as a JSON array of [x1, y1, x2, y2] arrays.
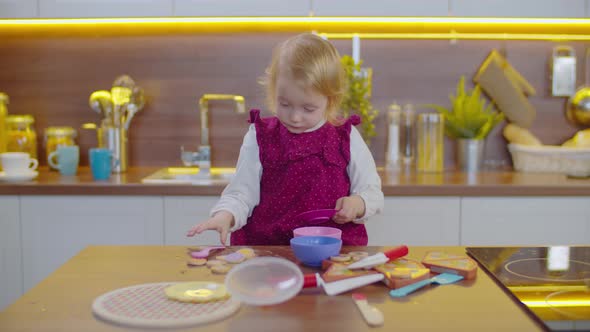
[[275, 70, 328, 134]]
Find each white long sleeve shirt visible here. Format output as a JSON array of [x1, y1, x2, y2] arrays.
[[210, 120, 384, 232]]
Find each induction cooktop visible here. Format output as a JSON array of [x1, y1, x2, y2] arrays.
[[466, 246, 590, 332]]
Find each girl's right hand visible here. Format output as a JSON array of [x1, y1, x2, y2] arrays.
[[186, 210, 235, 245]]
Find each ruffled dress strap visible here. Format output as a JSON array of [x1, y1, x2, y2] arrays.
[[333, 114, 362, 162], [248, 109, 261, 124], [347, 114, 361, 127]]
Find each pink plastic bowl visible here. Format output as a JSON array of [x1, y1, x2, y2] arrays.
[[293, 226, 342, 239]]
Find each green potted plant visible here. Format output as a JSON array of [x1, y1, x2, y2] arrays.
[[340, 55, 379, 146], [427, 76, 504, 171]]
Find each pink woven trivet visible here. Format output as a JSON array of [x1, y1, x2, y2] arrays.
[[92, 282, 240, 328]]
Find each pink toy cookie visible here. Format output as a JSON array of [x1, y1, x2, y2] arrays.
[[190, 246, 226, 259], [217, 252, 246, 264]]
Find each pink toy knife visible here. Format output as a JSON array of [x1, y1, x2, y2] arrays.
[[347, 245, 409, 270], [302, 273, 384, 296]]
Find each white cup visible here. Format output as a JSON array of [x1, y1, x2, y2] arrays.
[[0, 152, 39, 175]]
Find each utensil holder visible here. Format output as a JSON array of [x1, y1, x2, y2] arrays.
[[102, 126, 127, 173]]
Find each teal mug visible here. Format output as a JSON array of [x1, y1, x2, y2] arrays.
[[89, 148, 113, 181], [48, 145, 79, 176]]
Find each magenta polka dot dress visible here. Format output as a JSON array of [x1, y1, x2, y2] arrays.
[[230, 109, 368, 246]]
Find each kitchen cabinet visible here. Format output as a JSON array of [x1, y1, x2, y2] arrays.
[[313, 0, 588, 17], [174, 0, 310, 17], [164, 196, 221, 246], [460, 197, 590, 246], [451, 0, 587, 18], [38, 0, 173, 18], [4, 193, 590, 299], [19, 196, 164, 292], [2, 0, 589, 18], [312, 0, 449, 17], [0, 0, 37, 18], [0, 196, 22, 311], [365, 197, 461, 246], [164, 196, 461, 246]]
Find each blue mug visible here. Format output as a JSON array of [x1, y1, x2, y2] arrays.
[[89, 148, 112, 181]]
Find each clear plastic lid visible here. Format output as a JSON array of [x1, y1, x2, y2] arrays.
[[224, 257, 303, 306]]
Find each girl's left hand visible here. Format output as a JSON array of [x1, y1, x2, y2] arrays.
[[333, 195, 366, 224]]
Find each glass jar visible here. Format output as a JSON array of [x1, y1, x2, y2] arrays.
[[45, 126, 77, 169], [6, 115, 37, 159], [417, 113, 444, 172]]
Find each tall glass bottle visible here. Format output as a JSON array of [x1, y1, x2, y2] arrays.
[[385, 102, 401, 170], [0, 93, 8, 154], [399, 104, 416, 167]]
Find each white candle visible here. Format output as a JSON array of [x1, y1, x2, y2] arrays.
[[352, 34, 360, 65]]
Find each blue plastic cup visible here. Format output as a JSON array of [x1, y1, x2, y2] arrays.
[[89, 148, 112, 181]]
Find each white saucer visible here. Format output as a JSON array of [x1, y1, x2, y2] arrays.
[[0, 170, 38, 182]]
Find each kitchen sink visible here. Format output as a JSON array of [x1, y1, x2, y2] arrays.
[[141, 167, 235, 185]]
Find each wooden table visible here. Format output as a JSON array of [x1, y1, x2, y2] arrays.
[[0, 246, 546, 331]]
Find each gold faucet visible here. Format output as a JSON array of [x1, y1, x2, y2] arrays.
[[182, 94, 246, 175], [199, 94, 246, 147]]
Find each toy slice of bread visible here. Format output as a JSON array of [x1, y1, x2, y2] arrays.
[[421, 251, 478, 280], [373, 258, 430, 289], [321, 262, 380, 283]]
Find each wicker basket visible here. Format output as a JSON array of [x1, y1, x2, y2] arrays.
[[508, 144, 590, 176]]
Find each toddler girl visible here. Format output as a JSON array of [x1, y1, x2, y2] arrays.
[[187, 33, 384, 246]]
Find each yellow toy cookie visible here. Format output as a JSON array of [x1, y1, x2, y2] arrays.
[[211, 264, 232, 274], [165, 282, 229, 303], [187, 258, 207, 266], [237, 248, 256, 259], [330, 254, 352, 262]]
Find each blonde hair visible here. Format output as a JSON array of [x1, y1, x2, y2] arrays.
[[261, 33, 346, 124]]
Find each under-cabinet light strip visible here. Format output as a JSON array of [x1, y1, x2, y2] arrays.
[[0, 17, 589, 41]]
